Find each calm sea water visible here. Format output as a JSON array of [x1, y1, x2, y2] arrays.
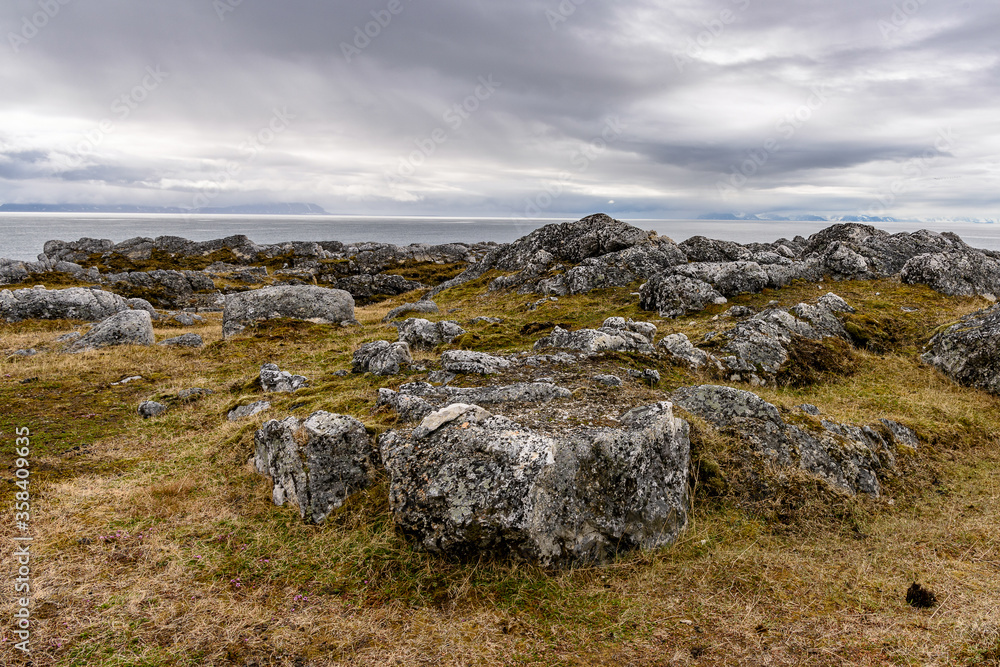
[[1, 213, 998, 262]]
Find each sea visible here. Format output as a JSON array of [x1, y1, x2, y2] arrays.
[[1, 213, 999, 262]]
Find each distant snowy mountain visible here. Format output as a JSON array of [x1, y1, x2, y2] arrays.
[[0, 202, 329, 215]]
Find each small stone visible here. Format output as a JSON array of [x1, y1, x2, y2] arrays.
[[797, 404, 821, 415], [228, 401, 272, 421], [138, 401, 168, 418], [260, 363, 310, 393], [159, 333, 204, 348], [112, 376, 143, 386], [593, 374, 623, 387]]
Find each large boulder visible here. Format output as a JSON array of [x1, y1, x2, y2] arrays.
[[352, 340, 413, 376], [671, 385, 913, 495], [379, 402, 691, 566], [259, 363, 310, 393], [254, 412, 377, 524], [922, 304, 1000, 394], [377, 381, 573, 421], [0, 287, 128, 322], [222, 285, 355, 337], [440, 350, 512, 375], [665, 261, 770, 297], [901, 251, 1000, 298], [66, 310, 155, 353], [639, 274, 727, 319], [533, 318, 656, 355], [396, 318, 466, 349]]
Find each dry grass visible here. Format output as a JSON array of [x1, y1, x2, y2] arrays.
[[1, 277, 999, 665]]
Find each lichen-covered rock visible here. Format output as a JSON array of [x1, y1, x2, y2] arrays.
[[138, 401, 168, 419], [639, 274, 727, 318], [260, 363, 310, 393], [325, 273, 424, 303], [379, 401, 690, 566], [158, 333, 204, 348], [533, 322, 656, 355], [66, 310, 155, 353], [666, 261, 770, 297], [440, 350, 512, 375], [922, 304, 1000, 394], [352, 340, 413, 376], [396, 318, 466, 349], [901, 251, 1000, 298], [382, 300, 440, 322], [227, 401, 272, 422], [377, 388, 436, 422], [0, 287, 128, 322], [254, 412, 377, 524], [659, 333, 715, 369], [679, 236, 752, 263], [593, 374, 623, 387], [222, 285, 355, 337], [671, 384, 909, 496], [379, 381, 573, 421]]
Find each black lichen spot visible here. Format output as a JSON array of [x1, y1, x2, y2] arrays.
[[906, 582, 937, 608]]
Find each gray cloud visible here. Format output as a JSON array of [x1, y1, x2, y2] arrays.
[[0, 0, 997, 218]]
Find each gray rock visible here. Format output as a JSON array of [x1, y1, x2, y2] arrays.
[[470, 316, 503, 325], [593, 374, 623, 387], [382, 300, 440, 322], [254, 411, 377, 524], [222, 285, 355, 337], [352, 340, 413, 376], [0, 287, 128, 322], [901, 251, 1000, 297], [177, 387, 213, 400], [138, 401, 168, 418], [671, 384, 899, 496], [440, 350, 512, 375], [396, 318, 466, 349], [922, 304, 1000, 394], [377, 388, 436, 422], [797, 404, 821, 415], [533, 324, 656, 355], [11, 348, 38, 357], [659, 333, 714, 369], [56, 331, 82, 343], [427, 370, 457, 385], [639, 274, 728, 319], [159, 333, 204, 348], [629, 368, 661, 385], [173, 312, 197, 326], [227, 401, 272, 422], [439, 382, 573, 406], [126, 298, 157, 316], [666, 261, 770, 297], [66, 310, 155, 353], [379, 401, 690, 566], [259, 363, 310, 393]]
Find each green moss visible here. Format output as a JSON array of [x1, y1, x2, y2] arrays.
[[380, 261, 469, 286], [85, 247, 242, 272], [776, 336, 858, 387]]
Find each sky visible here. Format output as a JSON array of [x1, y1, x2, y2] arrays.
[[0, 0, 998, 220]]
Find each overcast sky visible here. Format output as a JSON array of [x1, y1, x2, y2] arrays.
[[1, 0, 997, 219]]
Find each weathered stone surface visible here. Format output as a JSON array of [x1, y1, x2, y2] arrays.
[[679, 236, 752, 263], [533, 319, 656, 355], [352, 340, 413, 376], [593, 374, 623, 387], [440, 350, 512, 375], [382, 300, 440, 322], [138, 401, 168, 418], [379, 401, 690, 566], [126, 298, 157, 316], [535, 244, 687, 296], [639, 274, 727, 319], [379, 381, 573, 421], [254, 411, 377, 524], [0, 287, 127, 322], [659, 333, 715, 369], [325, 273, 424, 303], [671, 384, 907, 495], [377, 388, 436, 422], [666, 261, 770, 297], [159, 333, 204, 348], [922, 304, 1000, 394], [228, 400, 272, 422], [396, 318, 466, 349], [66, 310, 155, 353], [222, 285, 355, 337], [901, 251, 1000, 297], [260, 363, 310, 393]]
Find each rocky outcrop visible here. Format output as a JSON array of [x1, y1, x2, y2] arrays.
[[533, 318, 657, 355], [377, 381, 573, 421], [352, 340, 413, 376], [922, 304, 1000, 395], [0, 287, 128, 322], [228, 401, 272, 421], [659, 333, 717, 369], [639, 275, 727, 319], [222, 285, 355, 337], [901, 252, 1000, 298], [260, 363, 310, 393], [158, 333, 204, 348], [254, 412, 377, 524], [440, 350, 512, 375], [379, 401, 690, 566], [66, 310, 155, 353], [395, 318, 466, 349], [102, 269, 215, 305], [671, 385, 915, 496], [323, 273, 424, 304], [665, 261, 770, 297], [383, 300, 440, 322]]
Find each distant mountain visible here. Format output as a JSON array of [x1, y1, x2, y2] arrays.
[[829, 214, 901, 223], [697, 212, 761, 221], [697, 212, 827, 222], [0, 202, 328, 215]]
